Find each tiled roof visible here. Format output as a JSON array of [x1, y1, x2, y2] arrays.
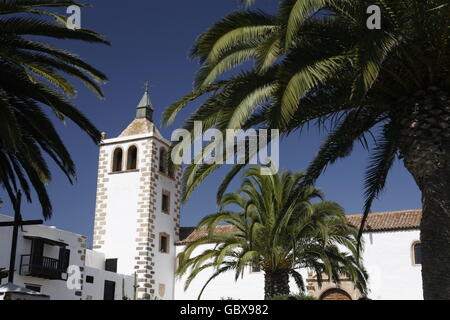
[[177, 210, 422, 245], [119, 118, 162, 137], [177, 225, 237, 245], [346, 209, 421, 232]]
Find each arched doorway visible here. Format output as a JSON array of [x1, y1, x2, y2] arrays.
[[319, 288, 352, 300]]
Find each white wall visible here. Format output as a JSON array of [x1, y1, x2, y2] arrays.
[[96, 139, 146, 276], [174, 244, 307, 300], [82, 266, 134, 300], [174, 230, 423, 300], [85, 249, 105, 270], [361, 230, 422, 300], [152, 139, 179, 300]]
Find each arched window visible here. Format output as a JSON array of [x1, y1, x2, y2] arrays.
[[159, 148, 167, 174], [112, 148, 123, 172], [412, 242, 422, 265], [126, 146, 138, 170]]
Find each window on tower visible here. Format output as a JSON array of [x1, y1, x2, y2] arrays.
[[162, 191, 170, 214], [159, 148, 167, 173], [159, 233, 169, 254], [126, 146, 138, 170], [112, 148, 123, 172], [168, 164, 175, 179]]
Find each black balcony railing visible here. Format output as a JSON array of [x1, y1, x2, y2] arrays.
[[20, 255, 65, 280]]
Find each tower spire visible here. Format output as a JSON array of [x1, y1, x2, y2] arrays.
[[136, 81, 154, 121], [142, 80, 150, 93]]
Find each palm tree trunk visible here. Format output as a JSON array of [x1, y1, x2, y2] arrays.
[[264, 270, 290, 299], [398, 88, 450, 300], [419, 170, 450, 300]]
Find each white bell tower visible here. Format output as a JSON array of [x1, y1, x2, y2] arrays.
[[92, 86, 181, 300]]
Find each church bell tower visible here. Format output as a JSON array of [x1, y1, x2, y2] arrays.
[[92, 86, 182, 300]]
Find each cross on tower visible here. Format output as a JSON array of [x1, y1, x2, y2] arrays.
[[141, 81, 151, 93], [0, 192, 43, 284]]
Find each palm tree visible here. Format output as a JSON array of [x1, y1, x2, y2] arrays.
[[177, 166, 367, 299], [164, 0, 450, 299], [0, 0, 109, 219]]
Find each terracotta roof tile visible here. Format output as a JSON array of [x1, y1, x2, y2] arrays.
[[177, 225, 237, 245], [119, 118, 163, 138], [177, 209, 422, 245], [346, 209, 421, 232]]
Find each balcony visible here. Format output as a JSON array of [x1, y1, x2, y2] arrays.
[[20, 255, 66, 280], [19, 236, 70, 280]]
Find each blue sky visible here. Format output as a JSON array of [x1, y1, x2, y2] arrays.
[[0, 0, 421, 246]]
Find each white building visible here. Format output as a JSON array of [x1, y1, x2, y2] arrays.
[[0, 91, 424, 300], [175, 210, 423, 300], [89, 90, 423, 300], [0, 214, 134, 300]]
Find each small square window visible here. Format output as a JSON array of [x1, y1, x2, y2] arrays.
[[105, 258, 118, 273], [162, 192, 170, 214], [86, 276, 94, 284], [160, 234, 169, 254]]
